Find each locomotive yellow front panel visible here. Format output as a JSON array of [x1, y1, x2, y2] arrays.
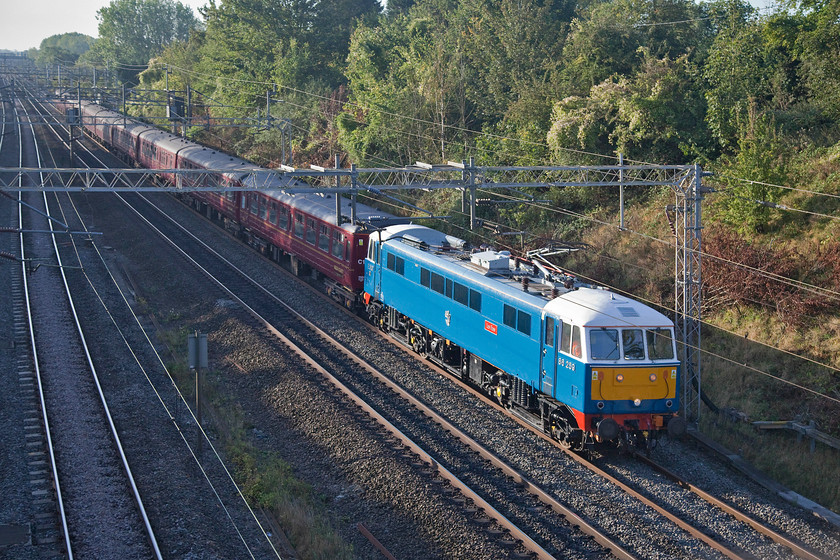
[[591, 367, 677, 401]]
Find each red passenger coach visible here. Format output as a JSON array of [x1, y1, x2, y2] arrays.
[[236, 173, 395, 305]]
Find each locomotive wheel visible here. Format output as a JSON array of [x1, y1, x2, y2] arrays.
[[409, 325, 425, 355]]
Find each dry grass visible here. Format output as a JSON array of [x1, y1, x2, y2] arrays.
[[700, 416, 840, 514]]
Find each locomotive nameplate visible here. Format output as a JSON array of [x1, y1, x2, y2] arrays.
[[484, 320, 497, 335]]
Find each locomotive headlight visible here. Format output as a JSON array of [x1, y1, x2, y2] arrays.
[[633, 398, 642, 407], [649, 373, 657, 382], [615, 374, 624, 383]]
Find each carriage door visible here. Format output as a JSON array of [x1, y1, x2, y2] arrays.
[[540, 316, 558, 398]]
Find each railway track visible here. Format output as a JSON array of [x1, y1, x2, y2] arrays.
[[1, 83, 288, 559], [14, 90, 161, 559]]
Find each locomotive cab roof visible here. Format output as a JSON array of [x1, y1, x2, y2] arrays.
[[544, 288, 673, 328]]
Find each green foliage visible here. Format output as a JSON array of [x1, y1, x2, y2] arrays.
[[560, 0, 707, 96], [81, 0, 200, 83], [548, 51, 709, 164], [711, 107, 789, 233], [35, 33, 95, 65]]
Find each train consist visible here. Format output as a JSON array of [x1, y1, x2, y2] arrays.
[[59, 98, 686, 450]]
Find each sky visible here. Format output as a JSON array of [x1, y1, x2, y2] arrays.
[[2, 0, 777, 54], [1, 0, 210, 52]]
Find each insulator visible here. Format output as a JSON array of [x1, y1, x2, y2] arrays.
[[521, 277, 529, 292], [0, 251, 19, 261]]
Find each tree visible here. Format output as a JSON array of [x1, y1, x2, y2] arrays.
[[548, 51, 708, 165], [711, 106, 788, 234], [702, 0, 771, 149], [82, 0, 200, 83], [786, 0, 840, 119], [35, 33, 94, 65]]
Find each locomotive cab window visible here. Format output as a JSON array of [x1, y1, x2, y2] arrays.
[[560, 322, 582, 358], [622, 329, 645, 360], [646, 328, 675, 360], [544, 317, 555, 346], [590, 328, 619, 360], [571, 325, 582, 358]]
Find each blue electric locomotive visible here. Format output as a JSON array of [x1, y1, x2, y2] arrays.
[[364, 224, 687, 448]]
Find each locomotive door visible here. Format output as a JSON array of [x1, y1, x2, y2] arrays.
[[540, 316, 558, 398]]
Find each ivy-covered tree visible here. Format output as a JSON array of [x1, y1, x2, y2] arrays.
[[548, 51, 709, 164]]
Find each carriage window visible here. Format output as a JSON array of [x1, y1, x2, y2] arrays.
[[544, 317, 555, 346], [431, 272, 445, 294], [502, 305, 531, 336], [250, 195, 258, 215], [469, 290, 481, 312], [319, 225, 330, 252], [226, 191, 235, 202], [332, 231, 345, 259], [518, 310, 531, 336], [294, 214, 304, 238], [420, 268, 430, 288], [647, 328, 675, 360], [278, 206, 289, 229], [622, 329, 645, 360], [269, 202, 277, 223], [503, 305, 516, 328], [590, 328, 619, 360], [259, 197, 267, 220], [306, 219, 316, 244], [454, 282, 468, 305]]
